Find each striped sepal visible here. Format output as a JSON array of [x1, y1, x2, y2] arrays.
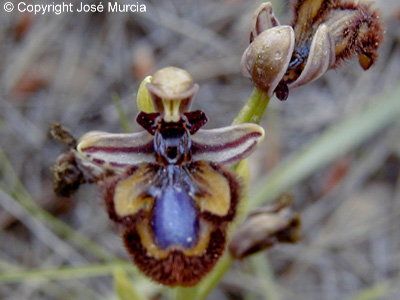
[[191, 123, 264, 165], [77, 131, 155, 171]]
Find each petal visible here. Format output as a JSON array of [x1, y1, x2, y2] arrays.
[[77, 130, 155, 170], [250, 2, 280, 42], [147, 67, 197, 100], [291, 1, 383, 73], [288, 24, 335, 89], [292, 0, 327, 37], [191, 123, 264, 165], [241, 26, 295, 97], [136, 75, 155, 113]]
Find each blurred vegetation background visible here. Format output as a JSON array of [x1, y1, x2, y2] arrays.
[[0, 0, 399, 299]]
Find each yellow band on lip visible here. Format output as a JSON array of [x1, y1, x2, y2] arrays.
[[136, 220, 212, 259], [113, 166, 154, 217]]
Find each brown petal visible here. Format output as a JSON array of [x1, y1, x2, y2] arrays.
[[291, 0, 383, 71], [241, 26, 295, 97], [288, 24, 335, 89], [250, 2, 280, 42]]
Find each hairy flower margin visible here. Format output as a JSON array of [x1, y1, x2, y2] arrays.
[[241, 0, 384, 100]]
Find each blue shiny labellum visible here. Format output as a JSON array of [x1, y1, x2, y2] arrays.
[[152, 180, 199, 249]]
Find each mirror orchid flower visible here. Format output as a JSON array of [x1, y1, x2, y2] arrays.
[[52, 67, 264, 286]]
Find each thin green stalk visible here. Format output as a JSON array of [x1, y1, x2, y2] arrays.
[[250, 254, 280, 300], [195, 255, 234, 300], [233, 88, 270, 125], [174, 286, 199, 300], [0, 261, 132, 284], [114, 268, 146, 300]]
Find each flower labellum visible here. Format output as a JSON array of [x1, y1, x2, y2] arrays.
[[54, 67, 264, 286], [241, 1, 384, 100]]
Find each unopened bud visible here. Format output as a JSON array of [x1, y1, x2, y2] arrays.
[[282, 0, 384, 91], [241, 26, 294, 97], [229, 195, 301, 259]]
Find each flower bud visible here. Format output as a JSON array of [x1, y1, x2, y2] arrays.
[[279, 0, 384, 99], [229, 195, 300, 259], [287, 24, 336, 89], [290, 0, 383, 71], [241, 26, 294, 97]]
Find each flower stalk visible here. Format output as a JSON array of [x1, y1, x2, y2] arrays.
[[232, 88, 270, 125]]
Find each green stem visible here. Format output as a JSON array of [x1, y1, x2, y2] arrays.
[[174, 286, 199, 300], [196, 255, 234, 300], [233, 88, 270, 125], [250, 254, 280, 300], [114, 268, 147, 300], [0, 261, 132, 284]]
